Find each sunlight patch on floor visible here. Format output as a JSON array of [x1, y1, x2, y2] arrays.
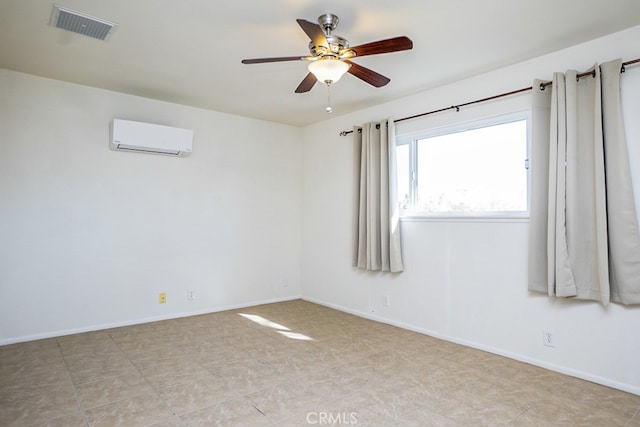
[[238, 313, 290, 331], [238, 313, 314, 340]]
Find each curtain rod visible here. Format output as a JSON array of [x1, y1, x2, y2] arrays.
[[339, 57, 640, 136]]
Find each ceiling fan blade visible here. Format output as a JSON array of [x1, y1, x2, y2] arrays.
[[241, 56, 306, 64], [350, 36, 413, 57], [296, 19, 328, 48], [345, 60, 390, 87], [295, 72, 318, 93]]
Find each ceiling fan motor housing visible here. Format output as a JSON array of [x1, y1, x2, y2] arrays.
[[308, 14, 355, 58], [309, 35, 350, 57]]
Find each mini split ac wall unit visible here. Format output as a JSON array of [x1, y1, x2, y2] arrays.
[[110, 119, 193, 156]]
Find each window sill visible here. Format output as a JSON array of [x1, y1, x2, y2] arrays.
[[399, 213, 529, 223]]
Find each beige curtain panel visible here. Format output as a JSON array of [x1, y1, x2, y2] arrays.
[[528, 59, 640, 305], [353, 120, 404, 273]]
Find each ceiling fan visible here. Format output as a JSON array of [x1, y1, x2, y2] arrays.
[[241, 14, 413, 99]]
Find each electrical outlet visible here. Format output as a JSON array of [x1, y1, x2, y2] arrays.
[[159, 292, 167, 304], [383, 295, 390, 307], [187, 290, 196, 300], [543, 330, 555, 347]]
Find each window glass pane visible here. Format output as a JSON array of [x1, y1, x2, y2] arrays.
[[415, 120, 527, 213], [396, 143, 410, 212]]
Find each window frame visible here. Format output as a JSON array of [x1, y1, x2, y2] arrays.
[[395, 110, 531, 220]]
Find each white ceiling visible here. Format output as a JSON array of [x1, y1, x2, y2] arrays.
[[1, 1, 640, 127]]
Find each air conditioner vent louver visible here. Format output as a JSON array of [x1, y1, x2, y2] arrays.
[[50, 4, 117, 41]]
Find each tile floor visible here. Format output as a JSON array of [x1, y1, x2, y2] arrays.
[[1, 299, 639, 426]]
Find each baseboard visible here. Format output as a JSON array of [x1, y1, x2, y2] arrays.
[[0, 294, 302, 346], [302, 296, 640, 397]]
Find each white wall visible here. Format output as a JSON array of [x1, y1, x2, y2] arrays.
[[0, 70, 302, 344], [301, 25, 640, 395]]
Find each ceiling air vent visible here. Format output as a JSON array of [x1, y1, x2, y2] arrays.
[[49, 4, 117, 41]]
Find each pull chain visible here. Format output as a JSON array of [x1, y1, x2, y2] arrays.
[[325, 83, 333, 113]]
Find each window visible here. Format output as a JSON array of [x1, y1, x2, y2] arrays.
[[396, 113, 529, 217]]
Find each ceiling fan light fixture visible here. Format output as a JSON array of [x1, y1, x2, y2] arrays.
[[308, 59, 350, 85]]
